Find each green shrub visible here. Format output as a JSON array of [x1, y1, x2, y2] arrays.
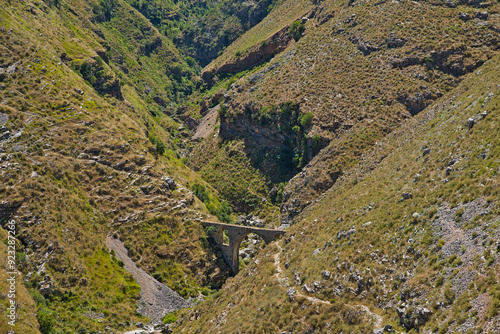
[[427, 206, 437, 219], [162, 313, 178, 324], [204, 225, 217, 237], [93, 0, 117, 22], [226, 77, 237, 90], [300, 112, 314, 127], [272, 182, 286, 204], [216, 201, 233, 224], [152, 272, 164, 282], [37, 307, 55, 334], [148, 133, 166, 156], [192, 183, 210, 203], [30, 289, 47, 306], [290, 20, 305, 41], [185, 56, 196, 68], [489, 285, 500, 318], [156, 141, 166, 156], [15, 251, 26, 264], [435, 276, 444, 287], [444, 284, 456, 304], [312, 134, 321, 152]]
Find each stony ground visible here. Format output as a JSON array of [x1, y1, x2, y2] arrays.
[[106, 236, 193, 324], [192, 106, 219, 140]]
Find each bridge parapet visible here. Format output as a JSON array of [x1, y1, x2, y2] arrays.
[[201, 222, 286, 274]]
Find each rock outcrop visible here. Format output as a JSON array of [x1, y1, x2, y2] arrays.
[[202, 24, 293, 84], [396, 304, 432, 330]]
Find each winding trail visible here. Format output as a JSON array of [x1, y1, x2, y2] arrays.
[[107, 236, 193, 323], [272, 241, 383, 328]]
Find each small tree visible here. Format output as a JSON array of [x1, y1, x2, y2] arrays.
[[156, 141, 166, 156], [37, 307, 55, 334], [290, 20, 305, 42], [300, 112, 314, 127]]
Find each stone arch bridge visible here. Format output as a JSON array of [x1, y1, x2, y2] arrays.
[[201, 221, 286, 274]]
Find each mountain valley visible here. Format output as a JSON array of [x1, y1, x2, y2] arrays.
[[0, 0, 499, 333]]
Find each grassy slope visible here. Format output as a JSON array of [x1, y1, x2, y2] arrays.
[[189, 0, 500, 226], [124, 0, 281, 67], [0, 229, 40, 333], [175, 51, 500, 333], [203, 0, 313, 73], [0, 0, 229, 332], [182, 0, 314, 222]]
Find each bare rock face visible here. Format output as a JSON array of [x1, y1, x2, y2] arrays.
[[162, 176, 177, 190], [0, 202, 22, 222], [39, 275, 56, 297], [0, 112, 8, 125], [202, 24, 293, 83], [219, 113, 288, 149], [396, 304, 432, 331]]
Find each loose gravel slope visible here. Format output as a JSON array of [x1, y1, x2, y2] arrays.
[[107, 236, 193, 323]]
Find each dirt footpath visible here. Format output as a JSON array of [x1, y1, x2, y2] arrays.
[[107, 236, 193, 323]]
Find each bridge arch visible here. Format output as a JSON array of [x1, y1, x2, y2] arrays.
[[201, 222, 285, 274]]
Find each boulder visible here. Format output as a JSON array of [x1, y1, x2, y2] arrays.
[[474, 11, 488, 19], [373, 325, 394, 334], [162, 176, 176, 190], [387, 33, 406, 48], [396, 304, 432, 330], [459, 12, 472, 20], [321, 270, 331, 279], [401, 192, 413, 200], [467, 117, 476, 130]]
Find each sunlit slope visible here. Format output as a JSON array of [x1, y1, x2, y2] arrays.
[[0, 0, 228, 332], [175, 51, 500, 333]]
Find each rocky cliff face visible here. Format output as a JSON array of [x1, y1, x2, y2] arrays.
[[202, 23, 294, 84], [218, 98, 329, 184], [220, 110, 288, 149]]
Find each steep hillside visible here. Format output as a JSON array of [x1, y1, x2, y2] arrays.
[[183, 0, 500, 226], [0, 0, 229, 332], [124, 0, 280, 67], [2, 0, 500, 332], [0, 228, 40, 332], [175, 49, 500, 333]]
